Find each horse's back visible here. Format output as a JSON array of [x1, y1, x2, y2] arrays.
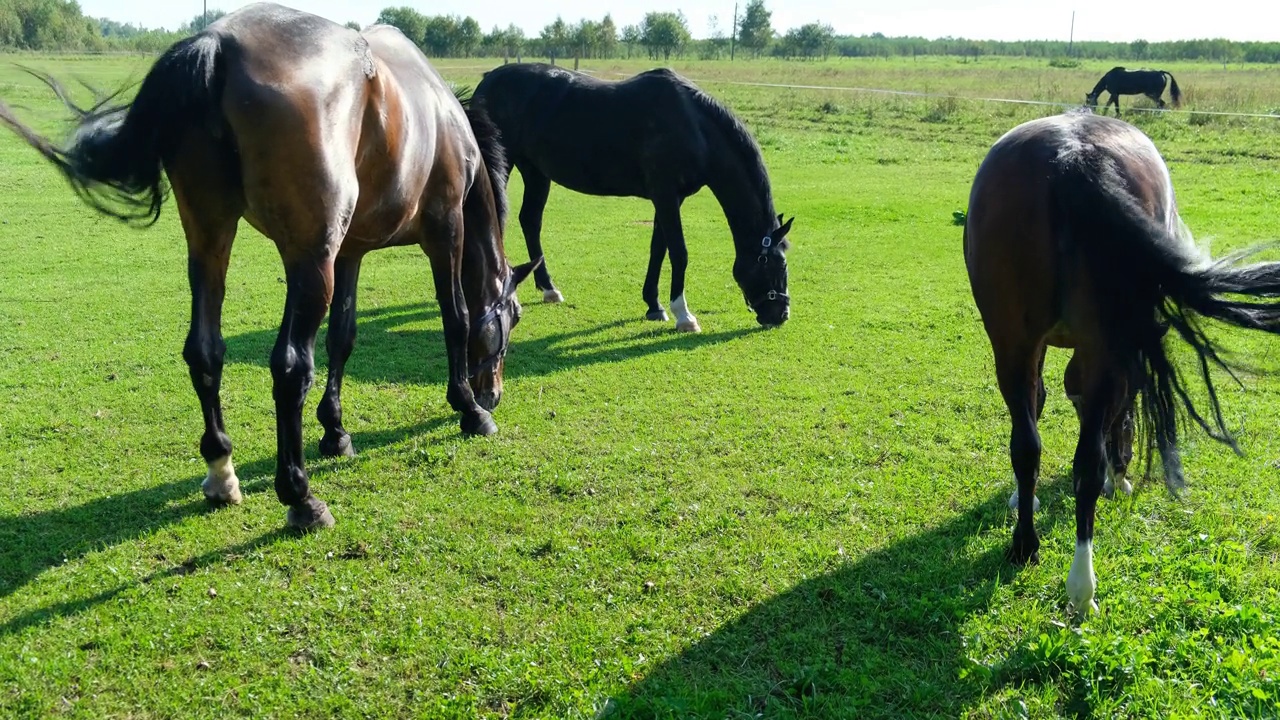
[[966, 112, 1183, 348], [474, 63, 707, 197]]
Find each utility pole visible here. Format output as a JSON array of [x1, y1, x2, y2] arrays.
[[1068, 11, 1075, 56], [730, 2, 737, 61]]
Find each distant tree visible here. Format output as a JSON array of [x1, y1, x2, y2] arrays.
[[1129, 38, 1149, 60], [181, 8, 226, 33], [540, 16, 570, 63], [376, 7, 427, 46], [620, 23, 641, 58], [640, 11, 690, 60], [456, 16, 481, 57], [344, 21, 362, 31], [737, 0, 772, 57], [598, 14, 618, 58], [779, 22, 835, 60]]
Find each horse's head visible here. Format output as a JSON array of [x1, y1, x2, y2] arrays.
[[733, 214, 793, 328], [1085, 92, 1100, 107], [469, 258, 540, 410]]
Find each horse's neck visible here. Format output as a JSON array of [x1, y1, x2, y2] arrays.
[[1091, 77, 1110, 95], [704, 133, 775, 246]]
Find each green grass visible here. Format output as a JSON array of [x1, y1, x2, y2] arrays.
[[2, 54, 1280, 718]]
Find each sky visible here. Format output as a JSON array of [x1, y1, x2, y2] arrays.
[[78, 0, 1280, 43]]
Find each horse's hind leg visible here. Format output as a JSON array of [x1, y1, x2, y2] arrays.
[[1066, 353, 1134, 499], [168, 132, 245, 505], [994, 339, 1046, 564], [316, 254, 364, 458], [1065, 350, 1126, 615], [516, 164, 562, 303]]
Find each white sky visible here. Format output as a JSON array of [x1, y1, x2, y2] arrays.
[[78, 0, 1278, 42]]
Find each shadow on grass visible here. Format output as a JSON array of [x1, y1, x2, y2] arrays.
[[604, 485, 1074, 718], [0, 527, 295, 638], [223, 303, 759, 386], [0, 418, 447, 606]]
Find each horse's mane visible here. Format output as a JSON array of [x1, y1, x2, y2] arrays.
[[452, 84, 509, 228], [669, 73, 773, 211]]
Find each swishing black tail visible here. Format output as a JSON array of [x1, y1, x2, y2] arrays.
[[0, 33, 223, 225], [1053, 156, 1280, 491], [1163, 71, 1182, 107]]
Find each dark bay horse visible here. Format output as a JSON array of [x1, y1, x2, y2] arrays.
[[965, 111, 1280, 614], [1085, 66, 1182, 115], [472, 63, 793, 332], [0, 3, 538, 530]]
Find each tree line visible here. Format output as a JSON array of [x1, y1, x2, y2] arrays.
[[3, 0, 1280, 64]]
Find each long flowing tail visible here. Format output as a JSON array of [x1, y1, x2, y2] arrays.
[[1163, 71, 1182, 107], [1053, 155, 1280, 491], [0, 33, 223, 225]]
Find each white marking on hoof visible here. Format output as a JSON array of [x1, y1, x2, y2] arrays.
[[542, 288, 564, 303], [202, 455, 242, 505], [1066, 540, 1098, 616], [1103, 467, 1133, 500], [1008, 488, 1040, 512], [671, 294, 701, 333]]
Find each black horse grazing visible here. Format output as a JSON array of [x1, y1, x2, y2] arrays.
[[472, 63, 793, 332], [965, 111, 1280, 614], [1085, 66, 1182, 114], [0, 3, 537, 530]]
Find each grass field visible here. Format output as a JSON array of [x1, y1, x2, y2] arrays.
[[2, 53, 1280, 718]]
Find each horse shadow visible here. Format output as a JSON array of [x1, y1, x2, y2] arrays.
[[223, 302, 759, 386], [0, 418, 446, 614], [603, 482, 1075, 718]]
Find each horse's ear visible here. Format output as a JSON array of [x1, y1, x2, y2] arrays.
[[510, 257, 542, 289], [777, 213, 784, 225], [777, 216, 794, 238]]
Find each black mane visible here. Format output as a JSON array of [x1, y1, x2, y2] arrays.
[[453, 84, 509, 228]]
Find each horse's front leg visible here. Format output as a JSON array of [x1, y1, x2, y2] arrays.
[[654, 196, 699, 332], [317, 254, 364, 458], [421, 210, 496, 437], [642, 210, 668, 321]]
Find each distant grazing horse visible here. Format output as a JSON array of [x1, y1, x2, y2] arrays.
[[965, 111, 1280, 614], [1085, 66, 1182, 114], [0, 3, 538, 530], [472, 63, 793, 332]]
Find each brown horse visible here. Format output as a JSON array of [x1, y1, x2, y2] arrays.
[[0, 3, 538, 530], [965, 110, 1280, 614]]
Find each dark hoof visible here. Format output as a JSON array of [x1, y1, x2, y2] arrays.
[[319, 432, 356, 458], [461, 409, 498, 437], [1006, 536, 1041, 566], [287, 497, 336, 531], [645, 308, 668, 322]]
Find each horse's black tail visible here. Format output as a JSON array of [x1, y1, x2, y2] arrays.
[[1163, 71, 1182, 107], [0, 32, 223, 225], [1053, 156, 1280, 492]]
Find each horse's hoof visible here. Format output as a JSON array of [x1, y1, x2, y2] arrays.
[[319, 432, 356, 459], [542, 288, 565, 303], [1006, 534, 1041, 566], [287, 497, 335, 531], [202, 456, 242, 506], [645, 308, 668, 322], [461, 409, 498, 437], [675, 318, 702, 333]]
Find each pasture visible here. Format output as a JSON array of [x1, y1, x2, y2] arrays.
[[2, 53, 1280, 718]]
